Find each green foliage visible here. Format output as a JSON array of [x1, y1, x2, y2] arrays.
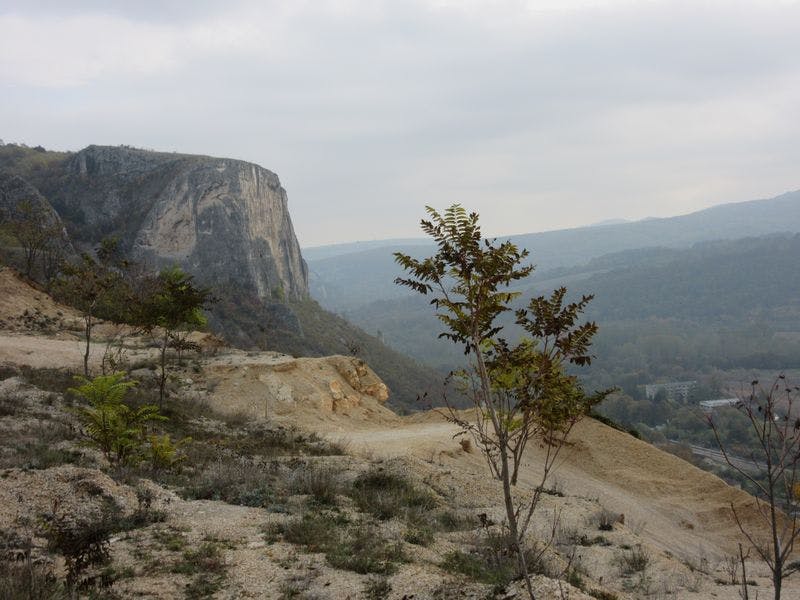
[[171, 542, 228, 599], [136, 266, 209, 333], [69, 372, 137, 406], [289, 464, 343, 506], [395, 206, 607, 482], [272, 512, 343, 550], [269, 514, 405, 575], [363, 576, 392, 600], [146, 433, 189, 471], [134, 266, 211, 406], [324, 524, 405, 575], [6, 199, 64, 278], [53, 244, 135, 376], [70, 373, 165, 465]]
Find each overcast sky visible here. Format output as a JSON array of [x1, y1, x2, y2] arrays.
[[1, 0, 799, 246]]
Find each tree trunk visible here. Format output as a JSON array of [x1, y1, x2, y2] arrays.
[[739, 543, 749, 600], [83, 313, 92, 377], [473, 339, 536, 600], [159, 330, 168, 409]]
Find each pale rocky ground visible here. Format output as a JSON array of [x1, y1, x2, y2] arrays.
[[0, 266, 795, 599]]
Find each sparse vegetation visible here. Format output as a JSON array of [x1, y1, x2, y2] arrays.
[[326, 524, 406, 575], [350, 468, 437, 519], [615, 544, 650, 576], [289, 463, 343, 506], [267, 511, 406, 575], [0, 561, 68, 600], [180, 458, 275, 507], [708, 375, 800, 600], [595, 508, 617, 532], [171, 542, 228, 598], [363, 575, 392, 599]]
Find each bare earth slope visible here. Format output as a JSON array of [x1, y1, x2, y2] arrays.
[[0, 267, 794, 599]]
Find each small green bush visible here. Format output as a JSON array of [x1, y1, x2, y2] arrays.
[[403, 525, 435, 546], [363, 576, 392, 599], [325, 525, 405, 575], [38, 504, 117, 591], [269, 514, 405, 575], [441, 550, 516, 586], [173, 543, 227, 599], [350, 469, 436, 520], [171, 543, 226, 576], [595, 509, 616, 531], [70, 373, 165, 466], [181, 459, 274, 507], [276, 513, 343, 551], [289, 464, 342, 506], [441, 530, 546, 587]]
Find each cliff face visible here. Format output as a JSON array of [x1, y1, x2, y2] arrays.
[[46, 145, 308, 301]]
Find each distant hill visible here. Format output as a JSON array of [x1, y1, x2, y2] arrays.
[[302, 237, 429, 261], [346, 233, 800, 386], [307, 190, 800, 312]]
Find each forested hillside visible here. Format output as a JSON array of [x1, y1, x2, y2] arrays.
[[349, 233, 800, 390]]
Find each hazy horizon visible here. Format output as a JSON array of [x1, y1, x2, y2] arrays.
[[3, 0, 800, 245]]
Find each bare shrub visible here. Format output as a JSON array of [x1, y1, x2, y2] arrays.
[[594, 508, 617, 532], [289, 463, 343, 506], [615, 544, 650, 576]]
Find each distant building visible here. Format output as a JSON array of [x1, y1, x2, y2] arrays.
[[699, 398, 739, 412], [645, 381, 697, 403]]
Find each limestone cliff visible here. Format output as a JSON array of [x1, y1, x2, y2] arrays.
[[40, 145, 308, 302]]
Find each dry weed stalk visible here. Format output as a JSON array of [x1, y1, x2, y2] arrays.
[[708, 375, 800, 600]]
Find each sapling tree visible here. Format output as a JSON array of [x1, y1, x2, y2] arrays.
[[11, 199, 60, 278], [395, 205, 607, 599], [135, 266, 210, 407], [54, 247, 130, 376], [70, 372, 165, 466], [708, 375, 800, 600]]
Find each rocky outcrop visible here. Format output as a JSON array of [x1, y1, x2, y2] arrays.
[[0, 173, 69, 240], [41, 145, 308, 302], [203, 354, 393, 419]]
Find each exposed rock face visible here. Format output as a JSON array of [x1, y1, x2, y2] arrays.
[[203, 354, 394, 419], [44, 145, 308, 301]]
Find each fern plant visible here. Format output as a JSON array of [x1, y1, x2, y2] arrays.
[[147, 433, 190, 471], [70, 373, 165, 465]]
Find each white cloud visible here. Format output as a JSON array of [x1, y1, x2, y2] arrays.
[[1, 0, 800, 244]]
